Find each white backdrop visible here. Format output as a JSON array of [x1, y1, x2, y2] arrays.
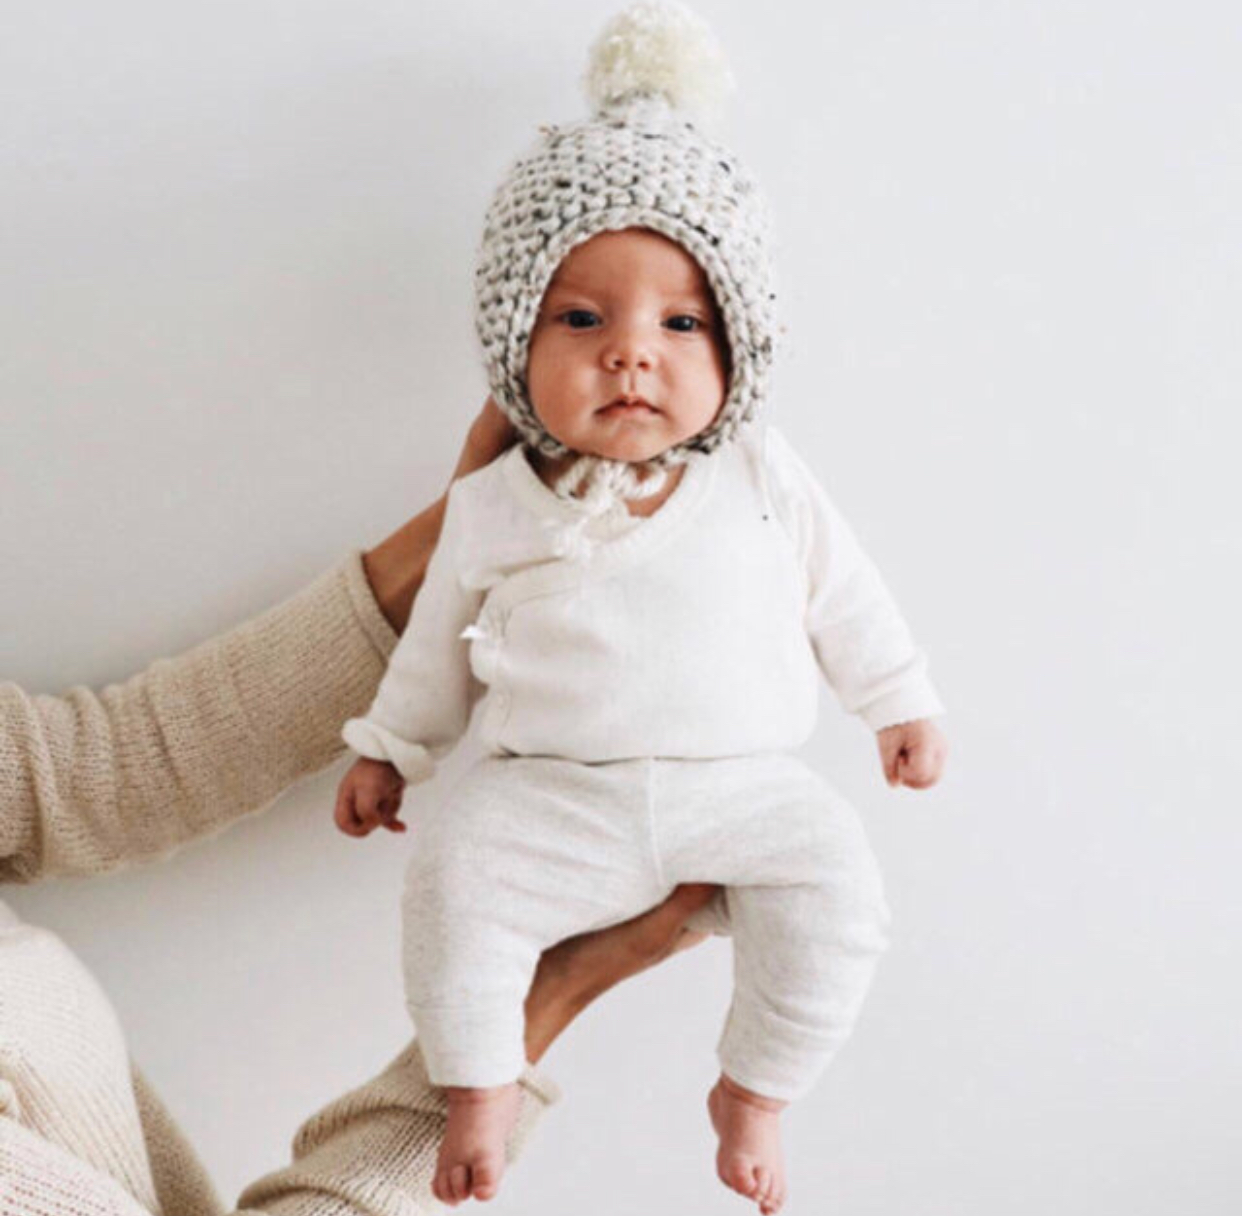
[[3, 1, 1239, 1212]]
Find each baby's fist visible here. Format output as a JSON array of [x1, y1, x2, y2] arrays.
[[877, 719, 948, 790], [335, 757, 408, 837]]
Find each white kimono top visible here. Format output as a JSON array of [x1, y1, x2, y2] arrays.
[[342, 422, 944, 784]]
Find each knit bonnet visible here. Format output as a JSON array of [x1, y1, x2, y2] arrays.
[[472, 0, 779, 526]]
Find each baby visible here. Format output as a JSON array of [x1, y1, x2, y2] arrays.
[[335, 4, 947, 1213]]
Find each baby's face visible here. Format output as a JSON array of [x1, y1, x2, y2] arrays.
[[526, 228, 730, 465]]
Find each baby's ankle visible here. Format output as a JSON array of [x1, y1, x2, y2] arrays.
[[444, 1081, 518, 1107], [432, 1082, 522, 1206], [717, 1073, 787, 1114]]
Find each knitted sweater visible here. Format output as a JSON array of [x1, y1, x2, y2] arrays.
[[0, 551, 558, 1216]]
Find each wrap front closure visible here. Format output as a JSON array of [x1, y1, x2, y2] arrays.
[[462, 451, 719, 750]]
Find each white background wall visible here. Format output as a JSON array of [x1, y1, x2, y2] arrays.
[[3, 1, 1239, 1212]]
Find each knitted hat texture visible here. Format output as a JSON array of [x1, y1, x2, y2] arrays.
[[472, 1, 779, 513]]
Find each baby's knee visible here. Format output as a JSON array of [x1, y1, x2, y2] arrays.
[[795, 799, 892, 942]]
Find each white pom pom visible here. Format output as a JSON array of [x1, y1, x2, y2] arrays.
[[583, 1, 735, 121]]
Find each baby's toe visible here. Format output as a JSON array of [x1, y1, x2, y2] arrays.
[[434, 1171, 459, 1207], [765, 1177, 788, 1214], [753, 1165, 773, 1207], [472, 1157, 503, 1201], [449, 1164, 471, 1202], [721, 1158, 759, 1198]]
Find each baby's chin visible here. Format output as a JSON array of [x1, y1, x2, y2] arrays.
[[584, 433, 676, 465], [539, 420, 701, 467]]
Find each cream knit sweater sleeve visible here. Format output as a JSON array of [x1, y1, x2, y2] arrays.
[[0, 550, 560, 1216], [0, 1118, 154, 1216], [0, 1043, 556, 1216], [235, 1042, 557, 1216], [0, 552, 398, 883]]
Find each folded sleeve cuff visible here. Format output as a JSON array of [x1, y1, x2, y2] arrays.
[[858, 682, 947, 732], [341, 718, 437, 785]]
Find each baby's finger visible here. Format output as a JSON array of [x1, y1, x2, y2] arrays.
[[334, 787, 368, 837], [332, 786, 350, 831], [378, 799, 408, 833], [899, 743, 940, 789], [354, 791, 386, 833], [878, 736, 901, 786]]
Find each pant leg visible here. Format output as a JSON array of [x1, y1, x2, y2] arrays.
[[402, 755, 664, 1088], [652, 753, 892, 1103]]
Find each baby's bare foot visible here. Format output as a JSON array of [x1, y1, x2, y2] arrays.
[[431, 1082, 521, 1206], [707, 1073, 788, 1215]]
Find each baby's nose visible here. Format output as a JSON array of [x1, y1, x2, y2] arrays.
[[602, 324, 654, 370]]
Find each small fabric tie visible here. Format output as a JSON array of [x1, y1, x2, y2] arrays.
[[538, 450, 683, 560]]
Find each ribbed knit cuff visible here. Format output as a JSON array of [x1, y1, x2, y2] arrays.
[[217, 552, 401, 797], [340, 548, 402, 665]]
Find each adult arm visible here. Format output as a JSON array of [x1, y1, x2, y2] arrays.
[[0, 401, 516, 885], [0, 1120, 155, 1216], [0, 553, 398, 884]]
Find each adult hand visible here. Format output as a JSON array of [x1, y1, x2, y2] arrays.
[[523, 883, 721, 1064], [363, 398, 518, 633], [450, 395, 518, 483]]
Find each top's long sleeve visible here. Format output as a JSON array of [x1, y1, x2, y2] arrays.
[[341, 484, 486, 784], [0, 551, 399, 883], [764, 427, 945, 731]]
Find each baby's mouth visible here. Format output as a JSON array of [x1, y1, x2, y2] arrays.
[[598, 396, 659, 416]]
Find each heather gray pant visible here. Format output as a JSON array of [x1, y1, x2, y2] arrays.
[[402, 752, 891, 1102]]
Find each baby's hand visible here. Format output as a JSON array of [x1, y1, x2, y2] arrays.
[[877, 719, 948, 790], [335, 757, 408, 837]]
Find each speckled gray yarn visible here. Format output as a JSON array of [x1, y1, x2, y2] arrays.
[[472, 13, 779, 515]]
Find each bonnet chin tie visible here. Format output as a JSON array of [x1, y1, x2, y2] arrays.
[[539, 451, 681, 560]]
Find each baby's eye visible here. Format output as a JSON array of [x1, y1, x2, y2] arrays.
[[665, 315, 703, 333], [562, 309, 600, 329]]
